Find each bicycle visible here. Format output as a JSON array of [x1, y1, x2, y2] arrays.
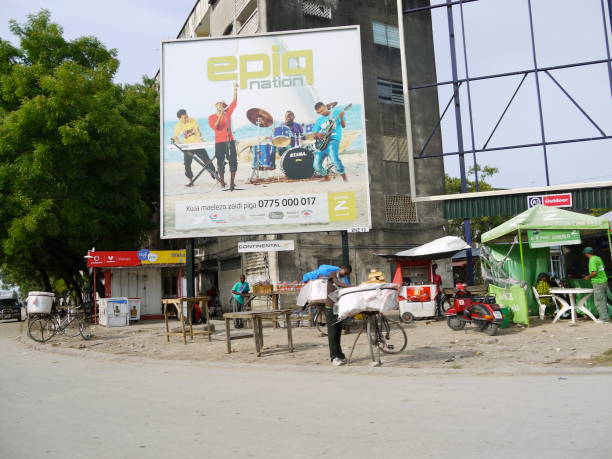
[[348, 311, 407, 365], [28, 306, 92, 343], [311, 304, 360, 336]]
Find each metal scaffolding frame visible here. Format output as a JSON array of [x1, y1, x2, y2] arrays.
[[405, 0, 611, 181], [398, 0, 612, 284]]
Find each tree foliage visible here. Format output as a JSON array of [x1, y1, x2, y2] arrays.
[[0, 10, 159, 295], [445, 165, 507, 241]]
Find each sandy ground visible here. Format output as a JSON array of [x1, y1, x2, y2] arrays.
[[23, 313, 612, 371]]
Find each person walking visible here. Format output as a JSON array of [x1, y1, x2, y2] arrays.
[[583, 247, 610, 323]]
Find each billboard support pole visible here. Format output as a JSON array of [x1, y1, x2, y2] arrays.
[[446, 0, 474, 285], [341, 231, 349, 267], [186, 239, 195, 298]]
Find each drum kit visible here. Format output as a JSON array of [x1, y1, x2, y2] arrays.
[[245, 107, 321, 182]]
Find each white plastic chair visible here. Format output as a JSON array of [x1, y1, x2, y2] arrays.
[[532, 286, 559, 320]]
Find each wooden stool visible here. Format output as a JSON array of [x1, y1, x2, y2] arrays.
[[162, 296, 211, 344]]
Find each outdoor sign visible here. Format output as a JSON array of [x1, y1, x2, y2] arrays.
[[237, 240, 295, 253], [160, 26, 371, 238], [527, 193, 573, 209], [87, 250, 186, 268], [139, 250, 186, 264], [527, 229, 581, 248]]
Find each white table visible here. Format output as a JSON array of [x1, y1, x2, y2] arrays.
[[549, 287, 599, 324]]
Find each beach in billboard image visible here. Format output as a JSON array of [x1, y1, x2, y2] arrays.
[[161, 27, 371, 238]]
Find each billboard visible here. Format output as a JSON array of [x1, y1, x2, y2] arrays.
[[160, 26, 371, 238]]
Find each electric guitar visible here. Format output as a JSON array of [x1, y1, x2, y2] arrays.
[[314, 104, 352, 151]]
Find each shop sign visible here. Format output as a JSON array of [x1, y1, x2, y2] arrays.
[[237, 240, 295, 253], [527, 229, 581, 248], [86, 251, 140, 267], [139, 250, 186, 265], [527, 193, 572, 209]]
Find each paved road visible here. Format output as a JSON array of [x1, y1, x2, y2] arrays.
[[1, 321, 610, 459]]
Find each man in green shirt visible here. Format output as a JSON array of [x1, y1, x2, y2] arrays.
[[231, 274, 250, 328], [583, 247, 610, 323]]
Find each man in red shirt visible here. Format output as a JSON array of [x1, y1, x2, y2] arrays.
[[208, 83, 239, 190]]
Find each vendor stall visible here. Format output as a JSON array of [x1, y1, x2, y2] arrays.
[[481, 205, 611, 326], [86, 249, 187, 320], [377, 236, 470, 319]]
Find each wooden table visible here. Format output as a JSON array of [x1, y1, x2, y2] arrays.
[[162, 296, 211, 344], [242, 291, 297, 328], [223, 309, 294, 357]]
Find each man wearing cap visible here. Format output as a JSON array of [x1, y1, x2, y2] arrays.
[[208, 83, 239, 190], [583, 246, 610, 323]]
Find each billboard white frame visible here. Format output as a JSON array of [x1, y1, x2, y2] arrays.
[[159, 26, 371, 239]]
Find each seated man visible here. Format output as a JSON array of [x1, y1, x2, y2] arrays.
[[172, 109, 217, 187]]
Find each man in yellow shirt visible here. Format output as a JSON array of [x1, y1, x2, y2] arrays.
[[172, 109, 216, 187]]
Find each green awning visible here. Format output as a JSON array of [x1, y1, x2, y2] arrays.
[[481, 205, 610, 244]]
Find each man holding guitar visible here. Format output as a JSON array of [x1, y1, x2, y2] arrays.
[[313, 101, 349, 182]]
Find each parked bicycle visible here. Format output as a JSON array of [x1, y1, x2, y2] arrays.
[[311, 304, 361, 336], [348, 311, 407, 365], [28, 306, 92, 343]]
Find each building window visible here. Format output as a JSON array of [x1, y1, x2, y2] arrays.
[[302, 2, 332, 19], [385, 195, 418, 223], [382, 135, 409, 162], [377, 78, 404, 105], [373, 21, 400, 48]]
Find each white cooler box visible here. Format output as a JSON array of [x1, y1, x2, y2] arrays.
[[99, 297, 129, 327], [26, 291, 55, 314]]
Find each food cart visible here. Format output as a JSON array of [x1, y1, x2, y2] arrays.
[[377, 236, 470, 320]]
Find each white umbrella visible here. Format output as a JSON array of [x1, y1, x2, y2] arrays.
[[393, 236, 471, 260]]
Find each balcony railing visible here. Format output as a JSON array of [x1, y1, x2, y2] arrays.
[[239, 9, 258, 35]]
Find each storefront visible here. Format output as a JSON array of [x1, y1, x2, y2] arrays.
[[86, 249, 187, 318]]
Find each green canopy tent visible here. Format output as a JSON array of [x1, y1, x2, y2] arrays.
[[480, 205, 611, 325]]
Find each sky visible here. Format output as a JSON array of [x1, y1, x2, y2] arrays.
[[1, 0, 610, 192]]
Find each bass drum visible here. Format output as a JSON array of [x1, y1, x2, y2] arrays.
[[281, 147, 315, 180]]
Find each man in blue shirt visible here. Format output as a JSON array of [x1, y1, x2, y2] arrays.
[[313, 102, 347, 182]]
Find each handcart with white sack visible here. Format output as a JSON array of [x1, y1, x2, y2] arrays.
[[296, 278, 330, 335], [335, 283, 406, 366]]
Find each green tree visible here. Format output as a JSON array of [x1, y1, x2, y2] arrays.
[[445, 165, 507, 241], [0, 10, 158, 297]]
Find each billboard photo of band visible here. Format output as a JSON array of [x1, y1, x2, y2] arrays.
[[160, 26, 370, 238]]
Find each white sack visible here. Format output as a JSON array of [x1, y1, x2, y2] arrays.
[[337, 283, 399, 320], [296, 279, 329, 306]]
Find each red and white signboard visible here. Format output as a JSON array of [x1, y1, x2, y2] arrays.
[[527, 193, 573, 209], [86, 251, 141, 267]]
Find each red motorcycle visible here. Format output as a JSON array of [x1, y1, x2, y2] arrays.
[[445, 284, 504, 336]]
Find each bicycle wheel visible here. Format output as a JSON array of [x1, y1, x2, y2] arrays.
[[28, 316, 56, 343], [313, 308, 327, 336], [366, 315, 381, 364], [376, 316, 407, 354], [64, 314, 84, 338]]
